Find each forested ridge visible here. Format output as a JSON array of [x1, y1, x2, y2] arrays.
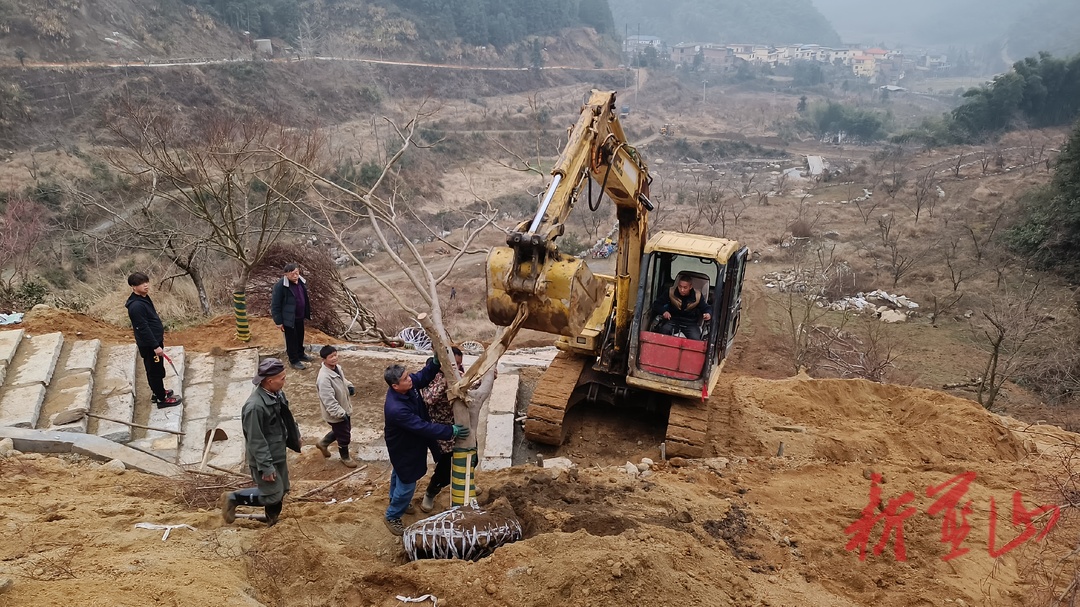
[[184, 0, 615, 47], [906, 52, 1080, 145]]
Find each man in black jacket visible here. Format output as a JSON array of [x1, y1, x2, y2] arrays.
[[651, 275, 711, 340], [125, 272, 183, 408], [270, 262, 312, 370]]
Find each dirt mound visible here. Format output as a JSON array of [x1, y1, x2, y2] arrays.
[[2, 371, 1074, 607]]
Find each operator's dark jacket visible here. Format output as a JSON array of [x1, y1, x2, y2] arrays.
[[384, 359, 455, 484], [125, 292, 164, 355], [270, 276, 311, 328], [651, 285, 705, 327]]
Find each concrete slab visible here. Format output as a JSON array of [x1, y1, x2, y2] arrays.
[[97, 393, 135, 443], [206, 417, 245, 469], [185, 353, 216, 385], [482, 413, 515, 460], [64, 339, 101, 372], [229, 348, 259, 380], [0, 426, 184, 476], [479, 457, 512, 471], [488, 374, 519, 416], [181, 383, 214, 421], [47, 371, 93, 433], [95, 344, 137, 443], [0, 329, 24, 387], [177, 416, 209, 467], [10, 332, 64, 387], [220, 381, 254, 417], [0, 383, 47, 428], [162, 346, 185, 398]]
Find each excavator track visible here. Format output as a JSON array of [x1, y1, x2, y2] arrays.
[[665, 396, 710, 458], [523, 351, 590, 446]]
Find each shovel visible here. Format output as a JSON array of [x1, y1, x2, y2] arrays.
[[51, 407, 185, 435], [199, 426, 229, 471]]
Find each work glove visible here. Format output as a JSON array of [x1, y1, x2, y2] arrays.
[[451, 424, 470, 439], [427, 356, 441, 369], [348, 385, 355, 397]]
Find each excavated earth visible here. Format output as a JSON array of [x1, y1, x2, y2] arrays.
[[1, 310, 1077, 606]]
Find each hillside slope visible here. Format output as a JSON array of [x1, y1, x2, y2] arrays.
[[0, 367, 1073, 606]]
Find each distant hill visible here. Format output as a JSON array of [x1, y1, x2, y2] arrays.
[[608, 0, 841, 46], [813, 0, 1079, 58]]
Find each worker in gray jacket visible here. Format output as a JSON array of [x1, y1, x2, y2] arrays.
[[315, 345, 357, 468], [221, 358, 300, 526]]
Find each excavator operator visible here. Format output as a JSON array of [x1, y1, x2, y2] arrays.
[[651, 275, 711, 340]]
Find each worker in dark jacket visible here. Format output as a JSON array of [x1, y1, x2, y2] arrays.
[[382, 357, 469, 536], [125, 272, 182, 408], [221, 357, 301, 527], [270, 262, 312, 370], [652, 275, 711, 340]]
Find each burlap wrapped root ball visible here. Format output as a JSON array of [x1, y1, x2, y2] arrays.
[[403, 497, 522, 561]]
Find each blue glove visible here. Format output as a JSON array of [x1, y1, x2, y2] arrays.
[[451, 424, 470, 439], [428, 356, 441, 369]]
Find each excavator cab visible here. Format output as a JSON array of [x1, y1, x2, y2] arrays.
[[626, 232, 747, 401]]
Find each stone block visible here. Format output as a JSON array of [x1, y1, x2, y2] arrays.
[[229, 348, 259, 380], [48, 371, 93, 433], [0, 329, 23, 364], [487, 374, 519, 415], [185, 353, 216, 385], [10, 332, 64, 387], [0, 383, 47, 428], [64, 339, 101, 372], [482, 412, 515, 459]]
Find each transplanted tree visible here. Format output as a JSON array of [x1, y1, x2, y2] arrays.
[[270, 105, 500, 492], [104, 98, 322, 340]]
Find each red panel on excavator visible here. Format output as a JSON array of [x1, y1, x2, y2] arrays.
[[638, 331, 706, 380]]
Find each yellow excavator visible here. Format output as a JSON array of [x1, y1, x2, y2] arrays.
[[485, 90, 747, 457]]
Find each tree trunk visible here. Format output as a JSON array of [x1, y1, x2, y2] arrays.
[[188, 265, 211, 316], [232, 269, 251, 342]]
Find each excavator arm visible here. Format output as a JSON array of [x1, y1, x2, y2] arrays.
[[486, 90, 654, 370]]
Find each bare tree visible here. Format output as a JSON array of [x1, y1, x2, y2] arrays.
[[105, 99, 323, 340], [907, 167, 937, 222], [971, 279, 1068, 409], [270, 106, 500, 482], [943, 233, 978, 292], [0, 193, 49, 291], [951, 152, 965, 178], [820, 318, 901, 382]]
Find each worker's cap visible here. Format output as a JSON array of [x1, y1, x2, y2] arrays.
[[252, 358, 286, 385]]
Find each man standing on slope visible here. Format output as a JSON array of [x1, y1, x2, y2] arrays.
[[314, 345, 358, 468], [221, 357, 301, 526], [382, 357, 469, 536], [271, 262, 312, 370], [125, 272, 183, 408]]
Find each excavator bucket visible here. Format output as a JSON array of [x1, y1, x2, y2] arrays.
[[486, 246, 606, 338]]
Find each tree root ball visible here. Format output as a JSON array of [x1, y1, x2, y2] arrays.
[[403, 497, 522, 561]]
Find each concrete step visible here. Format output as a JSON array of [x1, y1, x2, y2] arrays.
[[0, 328, 24, 388], [8, 331, 64, 387], [130, 346, 186, 459], [94, 344, 137, 442], [47, 339, 103, 433], [64, 339, 101, 373], [0, 332, 64, 428], [176, 349, 257, 469]]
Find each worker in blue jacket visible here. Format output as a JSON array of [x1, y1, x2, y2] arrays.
[[381, 357, 469, 536]]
